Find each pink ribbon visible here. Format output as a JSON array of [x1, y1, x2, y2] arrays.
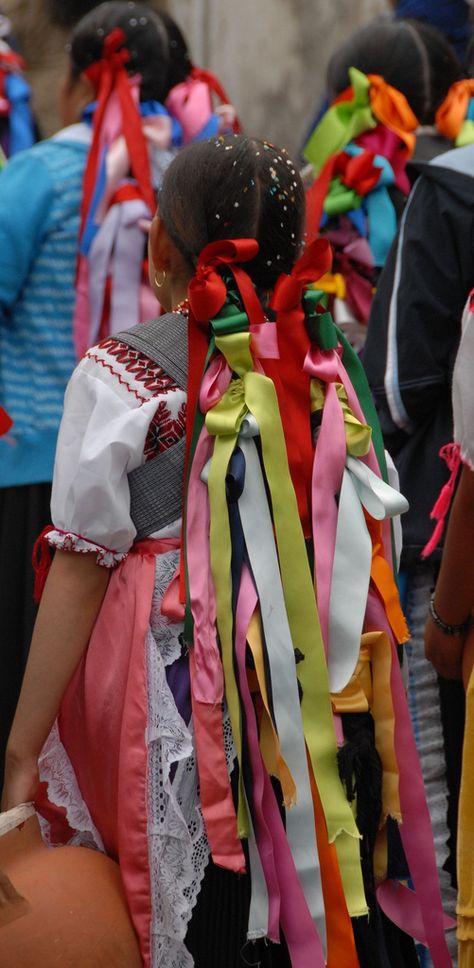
[[234, 565, 325, 965], [186, 425, 245, 872], [199, 356, 232, 413], [165, 77, 213, 144], [306, 347, 347, 654], [365, 588, 452, 967], [250, 321, 280, 360]]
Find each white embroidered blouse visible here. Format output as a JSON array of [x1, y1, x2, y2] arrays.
[[47, 334, 187, 564]]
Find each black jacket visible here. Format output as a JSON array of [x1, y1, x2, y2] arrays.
[[363, 144, 474, 567]]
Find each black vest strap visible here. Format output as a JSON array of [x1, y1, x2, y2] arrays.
[[115, 313, 189, 538]]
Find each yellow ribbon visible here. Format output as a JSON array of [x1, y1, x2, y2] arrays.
[[331, 631, 401, 823], [313, 272, 347, 301], [246, 609, 297, 808], [311, 380, 372, 457], [206, 330, 367, 915]]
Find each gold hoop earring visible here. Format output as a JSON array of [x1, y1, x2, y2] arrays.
[[154, 270, 166, 289]]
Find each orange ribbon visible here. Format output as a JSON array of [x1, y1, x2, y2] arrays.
[[309, 758, 360, 968], [366, 514, 409, 645], [368, 74, 419, 157], [435, 78, 474, 141]]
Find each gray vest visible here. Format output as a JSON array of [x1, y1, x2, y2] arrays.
[[115, 313, 188, 539]]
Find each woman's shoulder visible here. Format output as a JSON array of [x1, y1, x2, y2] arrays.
[[112, 312, 188, 392], [80, 319, 187, 410]]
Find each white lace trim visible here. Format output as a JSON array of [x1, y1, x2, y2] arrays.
[[38, 722, 104, 851], [47, 529, 126, 568], [150, 549, 182, 667], [146, 549, 238, 968]]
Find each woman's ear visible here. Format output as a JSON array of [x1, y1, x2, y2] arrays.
[[59, 70, 95, 127], [148, 215, 172, 275]]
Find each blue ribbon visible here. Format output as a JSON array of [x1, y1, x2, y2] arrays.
[[343, 143, 397, 267], [4, 73, 34, 155]]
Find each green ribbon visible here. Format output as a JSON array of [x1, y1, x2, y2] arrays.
[[303, 68, 376, 173], [304, 290, 339, 351], [456, 118, 474, 148], [311, 381, 372, 457], [323, 176, 363, 217]]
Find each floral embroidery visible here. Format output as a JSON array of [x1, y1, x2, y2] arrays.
[[96, 338, 178, 394], [144, 400, 187, 462]]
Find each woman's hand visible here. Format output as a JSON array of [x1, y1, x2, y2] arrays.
[[1, 750, 39, 812], [424, 614, 464, 680]]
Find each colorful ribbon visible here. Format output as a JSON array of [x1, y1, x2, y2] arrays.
[[435, 78, 474, 142]]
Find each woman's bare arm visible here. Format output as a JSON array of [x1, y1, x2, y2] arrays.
[[425, 465, 474, 680], [2, 549, 110, 809]]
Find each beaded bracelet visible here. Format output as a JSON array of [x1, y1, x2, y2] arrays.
[[429, 592, 470, 636]]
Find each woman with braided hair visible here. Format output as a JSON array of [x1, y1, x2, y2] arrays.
[[0, 0, 237, 793], [2, 135, 450, 967]]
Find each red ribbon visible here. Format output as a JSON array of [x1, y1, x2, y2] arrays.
[[32, 525, 55, 603], [190, 65, 241, 132], [337, 149, 381, 195], [305, 150, 381, 241], [272, 238, 332, 312], [181, 238, 265, 602], [422, 442, 462, 559], [0, 405, 12, 435], [0, 47, 26, 74], [188, 238, 265, 324], [266, 240, 333, 537], [80, 27, 155, 238]]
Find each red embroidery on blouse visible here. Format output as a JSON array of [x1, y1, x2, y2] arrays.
[[97, 338, 178, 394], [144, 399, 186, 462], [88, 337, 186, 462]]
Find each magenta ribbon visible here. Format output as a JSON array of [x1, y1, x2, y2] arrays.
[[234, 565, 326, 965], [357, 126, 410, 195], [377, 881, 455, 946], [365, 587, 452, 967]]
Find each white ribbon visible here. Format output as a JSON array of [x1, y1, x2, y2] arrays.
[[87, 198, 150, 345], [328, 457, 408, 695], [238, 436, 327, 954]]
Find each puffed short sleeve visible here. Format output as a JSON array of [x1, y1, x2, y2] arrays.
[[48, 361, 161, 565], [453, 298, 474, 473]]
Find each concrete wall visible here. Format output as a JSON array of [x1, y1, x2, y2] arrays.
[[2, 0, 388, 150], [169, 0, 389, 155]]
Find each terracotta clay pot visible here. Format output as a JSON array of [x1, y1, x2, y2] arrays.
[[0, 804, 142, 967]]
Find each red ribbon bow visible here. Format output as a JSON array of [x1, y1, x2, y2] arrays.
[[80, 27, 155, 237], [305, 149, 381, 241], [271, 238, 333, 312], [336, 149, 381, 195], [188, 238, 265, 325]]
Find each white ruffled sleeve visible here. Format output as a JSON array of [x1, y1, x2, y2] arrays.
[[48, 362, 161, 566], [453, 298, 474, 472]]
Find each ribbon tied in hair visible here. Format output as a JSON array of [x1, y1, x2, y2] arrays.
[[271, 238, 333, 313], [81, 27, 155, 234], [188, 238, 265, 325]]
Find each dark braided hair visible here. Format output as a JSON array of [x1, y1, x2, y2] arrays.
[[67, 1, 192, 104], [327, 18, 461, 124], [158, 134, 306, 291]]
